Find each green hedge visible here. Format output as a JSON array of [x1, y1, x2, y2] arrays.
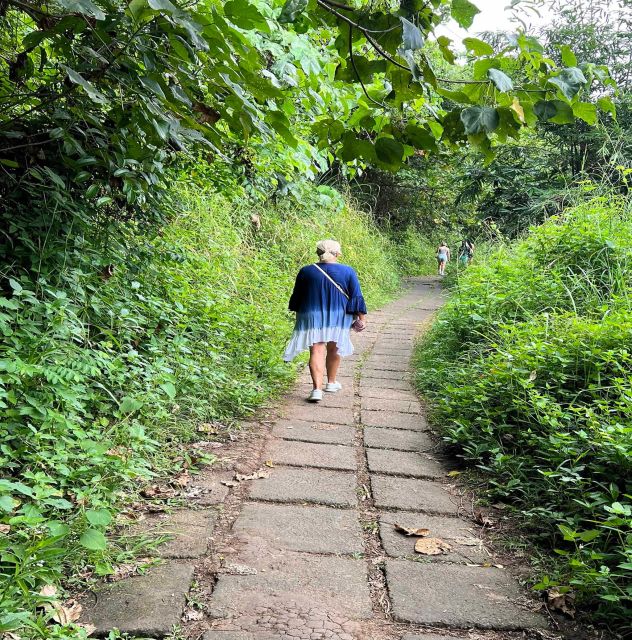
[[0, 183, 400, 636], [414, 197, 632, 624]]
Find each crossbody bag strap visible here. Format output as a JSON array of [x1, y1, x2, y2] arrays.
[[313, 263, 349, 299]]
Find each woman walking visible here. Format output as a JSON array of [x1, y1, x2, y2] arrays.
[[283, 239, 367, 402], [436, 241, 450, 276]]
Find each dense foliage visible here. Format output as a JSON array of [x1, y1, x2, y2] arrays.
[[0, 0, 615, 227], [414, 194, 632, 624], [0, 178, 401, 635]]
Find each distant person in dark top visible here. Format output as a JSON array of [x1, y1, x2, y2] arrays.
[[458, 238, 475, 265], [284, 240, 367, 402]]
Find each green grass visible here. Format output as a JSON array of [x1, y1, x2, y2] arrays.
[[0, 181, 402, 637], [414, 196, 632, 626]]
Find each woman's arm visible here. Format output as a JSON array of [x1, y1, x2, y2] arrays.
[[288, 268, 305, 312]]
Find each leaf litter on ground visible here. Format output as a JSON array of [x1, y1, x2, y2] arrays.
[[394, 523, 431, 537], [221, 468, 270, 486], [414, 537, 452, 555]]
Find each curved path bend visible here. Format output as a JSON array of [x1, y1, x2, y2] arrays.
[[82, 278, 552, 640]]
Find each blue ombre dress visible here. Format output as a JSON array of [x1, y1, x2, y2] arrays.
[[283, 262, 367, 361]]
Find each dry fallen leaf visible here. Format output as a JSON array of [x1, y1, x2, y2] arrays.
[[547, 589, 576, 618], [414, 537, 452, 555], [394, 523, 431, 537], [172, 470, 191, 487], [264, 459, 275, 468], [79, 623, 96, 636], [0, 524, 11, 534], [52, 599, 82, 624], [235, 469, 270, 481], [141, 484, 176, 499], [39, 585, 57, 598], [473, 510, 495, 527], [197, 422, 219, 434], [220, 480, 239, 487], [182, 608, 204, 622]]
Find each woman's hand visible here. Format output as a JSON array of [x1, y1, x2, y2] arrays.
[[352, 315, 367, 332]]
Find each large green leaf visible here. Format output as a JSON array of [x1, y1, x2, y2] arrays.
[[375, 137, 405, 171], [400, 17, 424, 50], [86, 509, 112, 526], [487, 68, 513, 92], [80, 529, 107, 551], [224, 1, 268, 30], [460, 106, 499, 134], [335, 57, 386, 83], [119, 396, 143, 413], [451, 0, 480, 29], [339, 133, 376, 163], [548, 67, 587, 101], [534, 100, 557, 121], [560, 45, 577, 68], [572, 101, 597, 125], [279, 0, 307, 23], [549, 100, 574, 124], [597, 96, 616, 118], [57, 0, 105, 20], [463, 37, 494, 56], [62, 66, 106, 104], [404, 124, 437, 152]]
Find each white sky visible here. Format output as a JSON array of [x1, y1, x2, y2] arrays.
[[435, 0, 554, 43]]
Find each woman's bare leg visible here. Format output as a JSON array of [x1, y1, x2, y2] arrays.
[[326, 342, 341, 383], [309, 343, 326, 390]]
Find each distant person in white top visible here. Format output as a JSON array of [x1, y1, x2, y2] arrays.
[[436, 242, 450, 276]]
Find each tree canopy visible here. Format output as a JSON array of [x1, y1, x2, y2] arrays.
[[0, 0, 618, 220]]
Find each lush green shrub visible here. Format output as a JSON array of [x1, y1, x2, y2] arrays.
[[0, 182, 401, 635], [414, 197, 632, 624]]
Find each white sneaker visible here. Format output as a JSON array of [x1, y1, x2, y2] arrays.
[[308, 389, 323, 402], [325, 382, 342, 393]]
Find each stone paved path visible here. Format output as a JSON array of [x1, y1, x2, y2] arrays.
[[82, 278, 550, 640]]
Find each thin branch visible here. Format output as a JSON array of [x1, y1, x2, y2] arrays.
[[319, 0, 355, 11], [348, 25, 388, 109], [316, 0, 399, 34], [364, 32, 408, 70]]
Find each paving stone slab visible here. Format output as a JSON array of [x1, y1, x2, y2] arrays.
[[234, 503, 363, 555], [362, 410, 428, 431], [362, 397, 421, 414], [360, 378, 414, 391], [209, 555, 371, 621], [367, 449, 446, 479], [131, 509, 215, 559], [80, 561, 194, 637], [379, 511, 489, 563], [359, 387, 419, 401], [272, 419, 355, 445], [191, 471, 231, 506], [364, 360, 411, 372], [249, 467, 357, 507], [371, 475, 458, 514], [386, 560, 546, 629], [365, 427, 434, 452], [283, 405, 354, 425], [401, 634, 464, 640], [372, 348, 411, 355], [362, 368, 410, 380], [204, 633, 259, 640], [265, 439, 356, 471]]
